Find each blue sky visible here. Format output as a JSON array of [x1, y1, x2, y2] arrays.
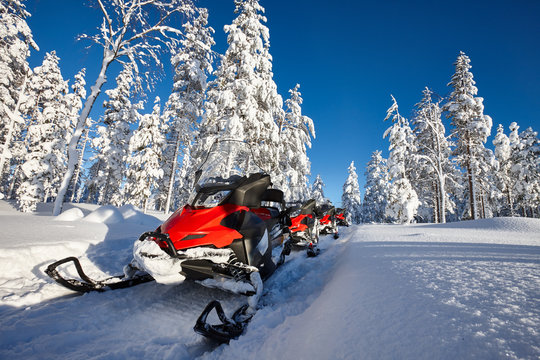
[[25, 0, 540, 205]]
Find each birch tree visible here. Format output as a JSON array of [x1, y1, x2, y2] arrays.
[[53, 0, 195, 215]]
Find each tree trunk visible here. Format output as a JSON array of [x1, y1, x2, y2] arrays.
[[53, 56, 112, 216]]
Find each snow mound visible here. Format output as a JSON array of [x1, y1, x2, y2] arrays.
[[431, 217, 540, 234], [83, 205, 124, 224], [119, 204, 162, 226], [53, 207, 85, 221]]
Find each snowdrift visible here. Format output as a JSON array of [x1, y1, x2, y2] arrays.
[[0, 201, 538, 359]]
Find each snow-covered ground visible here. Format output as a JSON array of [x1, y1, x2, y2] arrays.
[[0, 200, 538, 359]]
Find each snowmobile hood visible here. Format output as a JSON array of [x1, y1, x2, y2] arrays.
[[161, 204, 248, 250]]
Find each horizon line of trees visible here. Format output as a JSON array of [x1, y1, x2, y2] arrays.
[[341, 52, 539, 224]]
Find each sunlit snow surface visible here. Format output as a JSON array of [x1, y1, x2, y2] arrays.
[[0, 200, 538, 359]]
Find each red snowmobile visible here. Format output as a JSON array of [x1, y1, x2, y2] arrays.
[[316, 203, 340, 239], [288, 199, 320, 257], [45, 141, 292, 342], [335, 208, 349, 227]]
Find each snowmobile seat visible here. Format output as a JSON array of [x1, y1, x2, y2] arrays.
[[221, 173, 271, 208]]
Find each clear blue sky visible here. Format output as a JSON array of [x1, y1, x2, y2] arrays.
[[25, 0, 540, 205]]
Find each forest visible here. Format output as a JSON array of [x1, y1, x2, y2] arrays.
[[1, 0, 539, 223]]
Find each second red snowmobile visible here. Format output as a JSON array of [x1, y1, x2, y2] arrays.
[[288, 199, 320, 257]]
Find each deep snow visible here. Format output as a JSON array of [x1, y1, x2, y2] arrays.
[[0, 200, 538, 359]]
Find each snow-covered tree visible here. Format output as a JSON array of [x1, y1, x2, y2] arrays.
[[311, 174, 329, 205], [0, 0, 38, 190], [341, 161, 362, 224], [363, 150, 390, 223], [510, 126, 540, 217], [124, 97, 166, 213], [161, 7, 215, 213], [16, 51, 70, 212], [443, 51, 493, 220], [89, 64, 140, 206], [411, 87, 457, 223], [383, 96, 419, 224], [196, 0, 282, 179], [492, 124, 515, 216], [53, 0, 195, 215], [279, 84, 315, 202]]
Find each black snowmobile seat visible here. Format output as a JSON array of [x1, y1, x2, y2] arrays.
[[221, 173, 271, 208]]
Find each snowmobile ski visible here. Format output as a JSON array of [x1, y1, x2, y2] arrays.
[[45, 256, 154, 293], [194, 300, 253, 343]]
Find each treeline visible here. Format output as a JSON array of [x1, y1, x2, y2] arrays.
[[0, 0, 315, 214], [343, 52, 539, 224]]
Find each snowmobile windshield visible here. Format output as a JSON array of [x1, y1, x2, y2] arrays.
[[192, 140, 266, 190], [189, 177, 243, 208]]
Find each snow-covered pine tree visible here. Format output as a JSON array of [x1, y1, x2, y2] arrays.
[[0, 0, 38, 192], [411, 87, 457, 223], [311, 174, 329, 205], [341, 161, 362, 224], [363, 150, 390, 223], [89, 64, 140, 206], [196, 0, 282, 179], [383, 95, 419, 224], [16, 51, 70, 212], [279, 84, 315, 203], [53, 0, 196, 216], [161, 7, 215, 214], [443, 51, 493, 220], [124, 97, 166, 213], [492, 124, 516, 216], [510, 126, 540, 217]]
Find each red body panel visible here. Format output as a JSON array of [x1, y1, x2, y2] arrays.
[[289, 214, 312, 233], [251, 207, 272, 221], [160, 204, 249, 250], [335, 213, 345, 221], [319, 214, 332, 225]]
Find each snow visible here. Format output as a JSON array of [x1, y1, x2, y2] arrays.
[[0, 200, 539, 359]]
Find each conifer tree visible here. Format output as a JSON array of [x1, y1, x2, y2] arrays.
[[161, 8, 215, 213], [492, 124, 515, 215], [17, 51, 70, 212], [443, 51, 493, 220], [124, 97, 166, 213], [89, 64, 140, 206], [510, 126, 540, 217], [279, 84, 315, 202], [311, 174, 329, 205], [363, 150, 390, 223], [197, 0, 282, 178], [412, 87, 457, 223], [341, 161, 362, 224], [0, 0, 38, 190], [383, 96, 419, 224]]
